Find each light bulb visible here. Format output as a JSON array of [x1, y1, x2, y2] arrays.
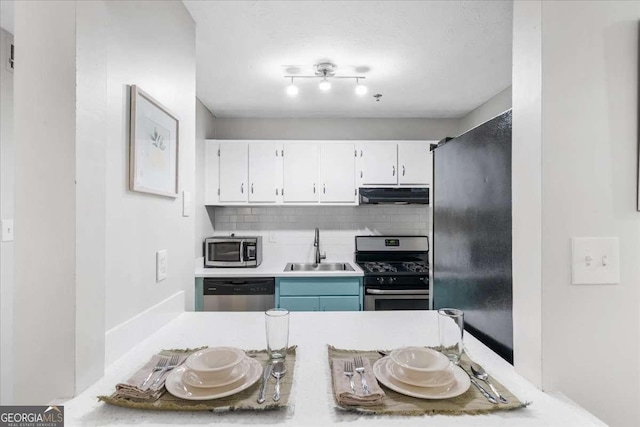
[[355, 82, 368, 95], [286, 83, 299, 96], [319, 78, 331, 91]]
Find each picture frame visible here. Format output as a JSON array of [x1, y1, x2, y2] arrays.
[[129, 85, 179, 198]]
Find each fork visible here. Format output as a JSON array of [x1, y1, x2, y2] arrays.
[[141, 357, 168, 388], [354, 356, 370, 395], [344, 361, 356, 394], [152, 354, 181, 387]]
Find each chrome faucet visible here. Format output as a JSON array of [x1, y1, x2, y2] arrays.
[[314, 227, 327, 264]]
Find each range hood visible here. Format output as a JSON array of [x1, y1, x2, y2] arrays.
[[359, 188, 429, 205]]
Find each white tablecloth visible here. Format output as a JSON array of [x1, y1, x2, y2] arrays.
[[64, 311, 605, 426]]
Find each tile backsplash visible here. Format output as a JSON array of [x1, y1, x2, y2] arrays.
[[211, 206, 429, 235]]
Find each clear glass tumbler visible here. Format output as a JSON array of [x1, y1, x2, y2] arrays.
[[437, 308, 464, 364], [265, 308, 290, 362]]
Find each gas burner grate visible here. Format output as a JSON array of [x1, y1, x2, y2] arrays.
[[364, 262, 398, 273], [402, 262, 429, 273]]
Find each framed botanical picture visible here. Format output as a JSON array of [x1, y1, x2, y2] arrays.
[[129, 85, 179, 198]]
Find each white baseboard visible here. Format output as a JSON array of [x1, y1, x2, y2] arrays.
[[105, 291, 184, 367]]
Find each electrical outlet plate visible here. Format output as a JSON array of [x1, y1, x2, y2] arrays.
[[1, 219, 14, 242], [182, 190, 192, 217], [156, 250, 168, 282], [571, 237, 620, 285]]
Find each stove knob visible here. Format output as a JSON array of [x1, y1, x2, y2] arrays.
[[377, 277, 383, 283], [389, 277, 396, 283]]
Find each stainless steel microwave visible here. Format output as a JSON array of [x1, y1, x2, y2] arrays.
[[204, 236, 262, 268]]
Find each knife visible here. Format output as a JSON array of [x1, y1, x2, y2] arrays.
[[461, 366, 498, 404], [257, 363, 273, 404]]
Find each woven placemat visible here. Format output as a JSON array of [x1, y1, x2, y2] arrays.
[[98, 346, 296, 412], [328, 346, 529, 415]]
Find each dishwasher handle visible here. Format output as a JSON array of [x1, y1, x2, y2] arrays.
[[204, 278, 275, 295]]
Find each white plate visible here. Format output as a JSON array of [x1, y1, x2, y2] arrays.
[[373, 357, 470, 400], [183, 357, 251, 388], [387, 360, 455, 388], [165, 356, 262, 401]]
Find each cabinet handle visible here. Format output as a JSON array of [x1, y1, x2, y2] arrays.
[[392, 165, 396, 176], [241, 183, 244, 194], [360, 171, 363, 178], [323, 184, 326, 194], [360, 150, 363, 157], [251, 183, 254, 193], [275, 149, 278, 157], [402, 165, 406, 176], [313, 183, 316, 194], [276, 188, 279, 195]]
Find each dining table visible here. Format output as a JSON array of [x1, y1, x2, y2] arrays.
[[64, 311, 605, 426]]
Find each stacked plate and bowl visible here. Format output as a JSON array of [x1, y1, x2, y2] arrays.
[[165, 347, 263, 400], [373, 347, 471, 399]]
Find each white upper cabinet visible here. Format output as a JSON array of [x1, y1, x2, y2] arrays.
[[398, 142, 432, 185], [359, 142, 398, 185], [282, 142, 319, 203], [320, 143, 356, 203], [249, 142, 279, 203], [218, 142, 248, 202], [206, 140, 433, 206]]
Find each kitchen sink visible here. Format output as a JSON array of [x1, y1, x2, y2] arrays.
[[284, 262, 355, 272]]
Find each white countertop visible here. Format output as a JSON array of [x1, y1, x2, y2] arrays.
[[64, 311, 603, 426], [195, 260, 364, 278]]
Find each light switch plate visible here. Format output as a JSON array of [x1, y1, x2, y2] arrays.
[[182, 191, 192, 217], [156, 250, 168, 282], [1, 219, 14, 242], [571, 237, 620, 285]]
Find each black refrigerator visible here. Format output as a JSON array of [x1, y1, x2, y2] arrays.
[[432, 110, 513, 363]]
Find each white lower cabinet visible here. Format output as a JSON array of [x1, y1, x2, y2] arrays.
[[320, 143, 356, 203], [282, 142, 319, 203]]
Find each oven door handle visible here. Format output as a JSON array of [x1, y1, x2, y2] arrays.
[[366, 289, 429, 295]]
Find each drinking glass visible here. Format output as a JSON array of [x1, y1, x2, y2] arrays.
[[265, 308, 290, 361], [437, 308, 464, 364]]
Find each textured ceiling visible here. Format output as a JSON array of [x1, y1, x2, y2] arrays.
[[184, 1, 513, 118]]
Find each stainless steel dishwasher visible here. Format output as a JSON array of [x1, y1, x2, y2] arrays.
[[203, 278, 275, 311]]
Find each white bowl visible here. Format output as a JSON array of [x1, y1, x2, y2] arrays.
[[390, 347, 451, 381], [184, 347, 245, 382]]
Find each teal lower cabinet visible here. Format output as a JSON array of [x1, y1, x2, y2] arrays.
[[279, 296, 320, 312], [276, 277, 363, 312]]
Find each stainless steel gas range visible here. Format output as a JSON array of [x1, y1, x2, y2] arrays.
[[355, 236, 430, 311]]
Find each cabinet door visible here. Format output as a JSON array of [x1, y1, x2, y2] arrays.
[[320, 143, 356, 203], [283, 143, 319, 203], [249, 142, 278, 203], [398, 142, 432, 185], [279, 296, 320, 312], [320, 296, 361, 311], [360, 142, 398, 185], [218, 142, 248, 202]]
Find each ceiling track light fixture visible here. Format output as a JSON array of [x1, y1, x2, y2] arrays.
[[284, 62, 367, 96]]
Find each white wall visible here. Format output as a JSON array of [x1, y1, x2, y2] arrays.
[[458, 86, 512, 136], [512, 1, 542, 388], [14, 0, 77, 403], [75, 0, 107, 394], [195, 98, 215, 258], [541, 2, 640, 426], [514, 2, 640, 426], [104, 0, 196, 342], [0, 27, 14, 405], [213, 118, 459, 141]]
